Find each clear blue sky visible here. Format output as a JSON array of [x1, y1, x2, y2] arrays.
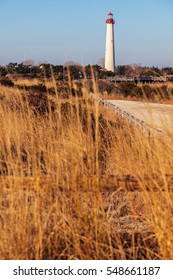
[[0, 0, 172, 67]]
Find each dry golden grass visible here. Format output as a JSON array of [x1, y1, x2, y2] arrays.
[[0, 76, 173, 260], [13, 78, 41, 87], [103, 82, 173, 104]]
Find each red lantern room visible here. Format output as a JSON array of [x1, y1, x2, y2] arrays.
[[106, 12, 115, 24]]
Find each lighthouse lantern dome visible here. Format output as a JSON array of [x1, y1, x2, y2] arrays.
[[106, 12, 115, 24]]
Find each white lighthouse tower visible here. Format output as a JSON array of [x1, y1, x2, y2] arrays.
[[105, 12, 115, 72]]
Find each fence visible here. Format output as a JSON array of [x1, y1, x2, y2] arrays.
[[90, 92, 163, 138]]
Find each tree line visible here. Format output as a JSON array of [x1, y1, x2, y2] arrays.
[[0, 62, 173, 80]]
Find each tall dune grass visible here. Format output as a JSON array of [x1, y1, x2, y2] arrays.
[[0, 76, 173, 259]]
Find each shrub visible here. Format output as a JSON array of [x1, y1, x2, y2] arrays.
[[0, 77, 14, 87], [25, 84, 47, 93], [142, 85, 154, 99], [119, 82, 137, 97]]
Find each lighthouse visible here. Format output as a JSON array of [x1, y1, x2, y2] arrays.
[[105, 12, 115, 72]]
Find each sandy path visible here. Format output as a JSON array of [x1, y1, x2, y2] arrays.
[[108, 100, 173, 133]]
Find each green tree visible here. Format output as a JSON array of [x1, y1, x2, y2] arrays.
[[0, 66, 8, 77], [116, 65, 126, 75], [6, 62, 18, 74], [99, 70, 115, 79], [64, 65, 83, 80]]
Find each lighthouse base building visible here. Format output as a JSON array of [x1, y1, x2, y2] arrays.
[[105, 12, 115, 73]]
